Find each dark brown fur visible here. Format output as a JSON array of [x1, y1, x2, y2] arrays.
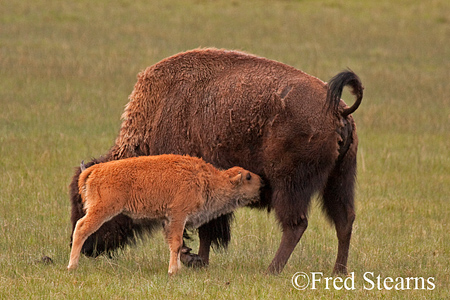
[[69, 48, 363, 274]]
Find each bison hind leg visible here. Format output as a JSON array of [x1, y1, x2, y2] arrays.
[[321, 151, 357, 275], [267, 186, 312, 274]]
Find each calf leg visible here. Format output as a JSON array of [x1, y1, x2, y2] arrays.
[[68, 210, 114, 270], [164, 218, 186, 275], [322, 151, 357, 275]]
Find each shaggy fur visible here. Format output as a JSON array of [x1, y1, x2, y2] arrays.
[[68, 154, 262, 275], [69, 48, 364, 274]]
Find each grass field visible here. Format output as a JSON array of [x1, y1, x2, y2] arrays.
[[1, 0, 449, 298]]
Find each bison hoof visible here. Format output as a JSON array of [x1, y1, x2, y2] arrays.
[[332, 265, 349, 276], [180, 249, 207, 268]]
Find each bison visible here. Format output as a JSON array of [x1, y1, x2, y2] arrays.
[[68, 154, 262, 275], [69, 48, 363, 275]]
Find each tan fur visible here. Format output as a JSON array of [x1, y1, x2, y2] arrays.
[[67, 154, 262, 275]]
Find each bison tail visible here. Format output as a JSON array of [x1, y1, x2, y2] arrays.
[[326, 70, 364, 117]]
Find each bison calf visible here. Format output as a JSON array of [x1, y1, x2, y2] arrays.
[[67, 154, 262, 275]]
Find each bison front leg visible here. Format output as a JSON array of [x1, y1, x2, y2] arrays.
[[180, 214, 233, 268], [179, 231, 210, 268], [179, 224, 214, 268]]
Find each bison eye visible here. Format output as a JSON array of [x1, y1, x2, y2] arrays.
[[246, 173, 252, 180]]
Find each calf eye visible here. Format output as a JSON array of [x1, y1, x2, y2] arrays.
[[246, 173, 252, 180]]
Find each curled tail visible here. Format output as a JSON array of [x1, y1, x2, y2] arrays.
[[326, 70, 364, 117]]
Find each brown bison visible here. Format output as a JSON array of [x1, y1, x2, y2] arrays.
[[69, 48, 363, 275], [68, 154, 261, 275]]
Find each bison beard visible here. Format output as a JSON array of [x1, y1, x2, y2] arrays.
[[69, 48, 363, 274]]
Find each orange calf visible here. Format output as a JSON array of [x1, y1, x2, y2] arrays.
[[67, 154, 262, 275]]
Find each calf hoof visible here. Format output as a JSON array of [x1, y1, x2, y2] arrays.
[[67, 263, 78, 271], [180, 249, 207, 268], [168, 267, 179, 276]]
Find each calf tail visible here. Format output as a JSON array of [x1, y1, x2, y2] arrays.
[[78, 164, 94, 204], [70, 157, 107, 230], [326, 70, 364, 117]]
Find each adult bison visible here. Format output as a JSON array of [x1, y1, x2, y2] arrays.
[[69, 48, 363, 274]]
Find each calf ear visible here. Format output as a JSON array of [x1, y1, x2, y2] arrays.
[[230, 172, 243, 186]]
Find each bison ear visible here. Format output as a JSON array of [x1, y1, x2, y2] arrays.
[[230, 172, 243, 186]]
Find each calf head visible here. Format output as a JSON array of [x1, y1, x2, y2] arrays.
[[226, 167, 263, 204]]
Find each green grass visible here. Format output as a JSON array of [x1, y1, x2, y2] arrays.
[[1, 0, 449, 298]]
